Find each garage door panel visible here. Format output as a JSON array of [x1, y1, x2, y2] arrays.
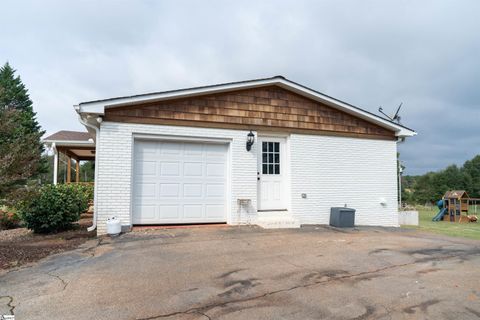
[[133, 140, 227, 224], [184, 184, 203, 197], [184, 162, 203, 176], [134, 183, 156, 199], [205, 205, 225, 219], [161, 142, 182, 155], [183, 205, 203, 219], [134, 161, 156, 176], [206, 163, 225, 177], [135, 205, 156, 220], [159, 205, 180, 219], [183, 143, 203, 156], [159, 183, 180, 198], [206, 144, 227, 156], [136, 141, 158, 155], [206, 184, 225, 198], [160, 162, 181, 176]]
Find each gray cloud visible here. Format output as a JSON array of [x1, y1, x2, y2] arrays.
[[1, 0, 479, 174]]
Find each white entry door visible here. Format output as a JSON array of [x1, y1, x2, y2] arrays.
[[132, 140, 228, 224], [257, 137, 286, 210]]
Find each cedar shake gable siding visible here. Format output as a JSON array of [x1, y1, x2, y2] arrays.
[[104, 86, 395, 140]]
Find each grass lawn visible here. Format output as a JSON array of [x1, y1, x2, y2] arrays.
[[402, 207, 480, 240]]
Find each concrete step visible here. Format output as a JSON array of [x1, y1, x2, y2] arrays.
[[255, 211, 301, 229]]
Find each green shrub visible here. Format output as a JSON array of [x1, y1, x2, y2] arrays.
[[0, 209, 21, 229], [76, 184, 94, 203], [19, 184, 89, 233]]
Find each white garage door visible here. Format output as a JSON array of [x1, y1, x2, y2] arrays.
[[132, 140, 228, 224]]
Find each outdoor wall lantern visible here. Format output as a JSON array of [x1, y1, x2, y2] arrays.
[[246, 130, 255, 151]]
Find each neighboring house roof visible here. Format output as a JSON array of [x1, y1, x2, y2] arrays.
[[76, 76, 416, 137], [43, 130, 93, 142]]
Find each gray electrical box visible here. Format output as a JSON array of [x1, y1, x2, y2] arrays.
[[330, 207, 356, 228]]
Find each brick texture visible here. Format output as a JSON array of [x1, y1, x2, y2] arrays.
[[95, 122, 398, 234], [290, 134, 399, 226]]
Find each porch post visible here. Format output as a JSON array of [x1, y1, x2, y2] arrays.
[[75, 159, 80, 183], [53, 143, 58, 185], [67, 156, 71, 183]]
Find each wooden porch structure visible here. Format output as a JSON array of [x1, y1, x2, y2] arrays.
[[43, 130, 96, 184]]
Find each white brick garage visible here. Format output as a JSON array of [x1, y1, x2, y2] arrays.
[[95, 121, 400, 233], [132, 140, 228, 224]]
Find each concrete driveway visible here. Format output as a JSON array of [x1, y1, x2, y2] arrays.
[[1, 225, 479, 320]]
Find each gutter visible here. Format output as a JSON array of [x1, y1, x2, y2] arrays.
[[77, 114, 101, 232]]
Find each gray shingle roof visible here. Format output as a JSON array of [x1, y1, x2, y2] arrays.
[[44, 130, 92, 142]]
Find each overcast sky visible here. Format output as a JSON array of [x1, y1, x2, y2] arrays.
[[1, 0, 479, 175]]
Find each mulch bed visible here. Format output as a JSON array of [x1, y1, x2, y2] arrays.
[[0, 214, 96, 270]]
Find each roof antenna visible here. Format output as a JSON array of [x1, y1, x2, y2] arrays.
[[378, 102, 402, 124]]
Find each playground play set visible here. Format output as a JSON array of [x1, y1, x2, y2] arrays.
[[433, 190, 478, 223]]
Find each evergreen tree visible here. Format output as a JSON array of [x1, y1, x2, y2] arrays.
[[0, 62, 45, 200], [0, 62, 43, 135]]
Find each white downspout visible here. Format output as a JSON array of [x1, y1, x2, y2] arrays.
[[78, 115, 100, 232], [396, 137, 405, 209], [52, 142, 58, 185]]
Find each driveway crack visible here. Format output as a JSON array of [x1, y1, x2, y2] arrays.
[[46, 272, 68, 291], [190, 311, 211, 320], [0, 295, 15, 315], [136, 250, 476, 320]]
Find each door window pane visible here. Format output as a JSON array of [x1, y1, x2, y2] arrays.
[[261, 141, 281, 175]]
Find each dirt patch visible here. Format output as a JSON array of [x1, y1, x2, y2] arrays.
[[0, 214, 96, 270], [0, 227, 31, 241]]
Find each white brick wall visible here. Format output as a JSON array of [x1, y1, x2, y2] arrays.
[[96, 122, 258, 234], [95, 122, 399, 234], [289, 134, 399, 227]]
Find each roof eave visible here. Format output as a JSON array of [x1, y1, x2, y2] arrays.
[[42, 140, 95, 147]]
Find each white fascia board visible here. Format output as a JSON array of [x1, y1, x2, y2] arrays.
[[42, 140, 95, 147], [77, 78, 416, 137]]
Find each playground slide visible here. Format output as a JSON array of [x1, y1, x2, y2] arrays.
[[432, 207, 447, 222]]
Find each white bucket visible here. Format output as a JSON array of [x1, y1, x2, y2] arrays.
[[106, 216, 121, 236]]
